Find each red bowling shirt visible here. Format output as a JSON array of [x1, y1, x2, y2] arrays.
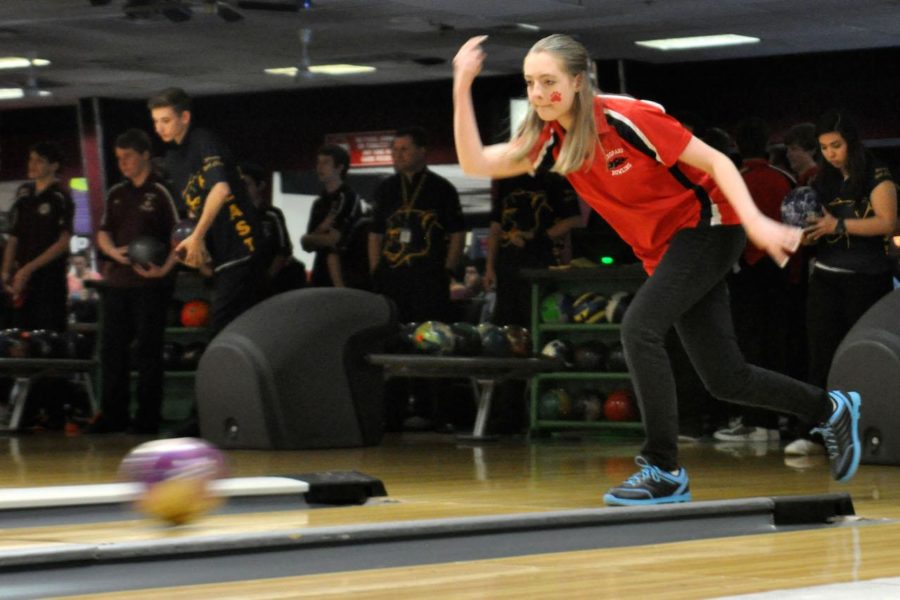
[[530, 94, 741, 274]]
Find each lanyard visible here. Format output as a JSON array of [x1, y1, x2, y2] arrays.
[[401, 171, 428, 209]]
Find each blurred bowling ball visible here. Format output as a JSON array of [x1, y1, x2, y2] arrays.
[[606, 341, 628, 372], [450, 322, 482, 356], [127, 236, 168, 268], [413, 321, 455, 355], [478, 323, 511, 357], [118, 437, 228, 526], [180, 299, 211, 328], [604, 388, 639, 421], [606, 291, 634, 324], [781, 186, 822, 228], [572, 340, 610, 371], [171, 218, 197, 248], [180, 341, 207, 370], [162, 341, 185, 370], [59, 331, 94, 359], [502, 325, 531, 357], [28, 330, 62, 359], [541, 339, 573, 366], [540, 291, 574, 324], [572, 292, 608, 324], [538, 388, 573, 420]]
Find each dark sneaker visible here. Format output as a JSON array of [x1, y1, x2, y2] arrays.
[[811, 391, 862, 483], [603, 456, 692, 506]]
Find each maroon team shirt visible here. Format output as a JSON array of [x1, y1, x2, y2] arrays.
[[99, 172, 178, 287], [530, 94, 741, 274]]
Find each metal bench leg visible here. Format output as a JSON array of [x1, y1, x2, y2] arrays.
[[6, 377, 32, 432], [78, 372, 99, 415], [456, 378, 498, 442]]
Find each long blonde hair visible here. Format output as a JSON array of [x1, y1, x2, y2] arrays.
[[511, 34, 598, 175]]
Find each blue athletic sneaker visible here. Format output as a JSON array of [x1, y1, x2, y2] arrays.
[[603, 456, 692, 506], [812, 391, 862, 483]]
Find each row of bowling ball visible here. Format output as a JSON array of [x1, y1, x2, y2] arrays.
[[538, 387, 639, 422], [540, 290, 634, 325], [396, 321, 532, 358], [540, 338, 627, 372], [161, 341, 208, 371], [0, 329, 94, 360]]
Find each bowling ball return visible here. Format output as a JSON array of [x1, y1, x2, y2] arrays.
[[367, 354, 560, 441]]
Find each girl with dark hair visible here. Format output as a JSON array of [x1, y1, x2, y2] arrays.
[[452, 34, 863, 505], [804, 110, 897, 395]]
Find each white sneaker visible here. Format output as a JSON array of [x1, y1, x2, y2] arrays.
[[713, 424, 780, 443], [784, 438, 826, 456]]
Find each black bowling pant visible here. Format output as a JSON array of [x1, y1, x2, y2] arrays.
[[100, 284, 173, 430], [12, 269, 67, 331]]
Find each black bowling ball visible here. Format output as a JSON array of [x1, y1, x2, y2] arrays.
[[162, 341, 185, 371], [606, 341, 628, 372], [28, 330, 63, 359], [572, 340, 610, 371], [59, 331, 94, 360], [127, 235, 168, 268]]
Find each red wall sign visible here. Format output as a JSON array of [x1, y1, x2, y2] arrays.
[[324, 130, 396, 167]]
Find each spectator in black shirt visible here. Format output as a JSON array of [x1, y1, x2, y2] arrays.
[[240, 162, 306, 295], [486, 172, 581, 327], [1, 142, 73, 331], [804, 111, 897, 389], [301, 145, 368, 289], [368, 127, 465, 323]]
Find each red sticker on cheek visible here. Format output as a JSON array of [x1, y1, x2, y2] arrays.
[[550, 91, 562, 103]]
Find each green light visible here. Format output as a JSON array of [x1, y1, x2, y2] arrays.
[[600, 256, 614, 265], [69, 177, 88, 192]]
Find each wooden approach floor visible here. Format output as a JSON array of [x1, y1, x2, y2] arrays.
[[2, 431, 900, 599]]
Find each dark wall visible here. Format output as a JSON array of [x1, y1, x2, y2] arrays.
[[2, 46, 899, 191], [0, 105, 83, 184], [602, 47, 900, 140], [94, 75, 522, 187]]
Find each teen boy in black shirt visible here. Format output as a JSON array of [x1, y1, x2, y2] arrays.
[[91, 129, 180, 434], [148, 87, 268, 334], [1, 142, 74, 331]]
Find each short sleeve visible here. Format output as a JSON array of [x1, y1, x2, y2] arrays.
[[624, 102, 693, 167]]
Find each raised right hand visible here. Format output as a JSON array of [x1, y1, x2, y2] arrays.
[[453, 35, 488, 85]]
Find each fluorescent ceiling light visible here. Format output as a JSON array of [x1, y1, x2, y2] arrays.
[[0, 57, 51, 70], [265, 64, 375, 77], [0, 88, 52, 100], [635, 34, 760, 51]]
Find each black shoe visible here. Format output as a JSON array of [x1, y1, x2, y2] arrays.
[[603, 457, 692, 506], [811, 391, 862, 482]]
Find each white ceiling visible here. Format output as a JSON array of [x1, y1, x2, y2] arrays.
[[0, 0, 899, 107]]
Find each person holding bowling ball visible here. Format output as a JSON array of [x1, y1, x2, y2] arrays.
[[452, 33, 863, 505], [91, 128, 180, 435]]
